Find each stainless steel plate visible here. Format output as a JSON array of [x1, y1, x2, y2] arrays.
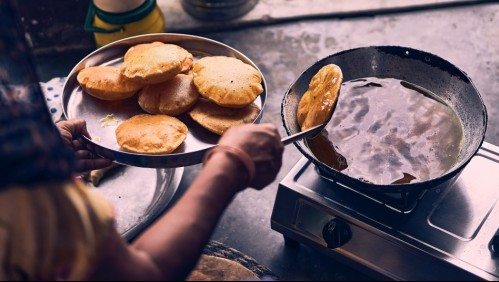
[[63, 33, 267, 168], [89, 165, 184, 241]]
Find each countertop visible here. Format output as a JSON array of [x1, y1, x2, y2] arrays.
[[34, 2, 499, 280], [173, 3, 499, 281]]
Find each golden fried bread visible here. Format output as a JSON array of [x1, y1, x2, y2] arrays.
[[138, 74, 199, 116], [123, 41, 164, 61], [178, 45, 194, 73], [120, 44, 193, 85], [189, 99, 260, 135], [124, 42, 193, 75], [186, 255, 259, 281], [297, 64, 343, 130], [192, 56, 263, 108], [116, 114, 188, 154], [77, 66, 143, 101]]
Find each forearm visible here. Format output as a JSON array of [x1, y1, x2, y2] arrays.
[[132, 152, 247, 280]]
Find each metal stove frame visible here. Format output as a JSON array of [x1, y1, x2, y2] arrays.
[[271, 142, 499, 280]]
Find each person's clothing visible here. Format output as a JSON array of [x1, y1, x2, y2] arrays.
[[0, 0, 76, 190], [0, 105, 76, 189], [0, 2, 115, 280], [0, 179, 115, 280]]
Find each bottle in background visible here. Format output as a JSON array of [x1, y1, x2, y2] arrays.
[[84, 0, 165, 48]]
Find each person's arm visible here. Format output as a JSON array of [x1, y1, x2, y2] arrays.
[[88, 123, 283, 281]]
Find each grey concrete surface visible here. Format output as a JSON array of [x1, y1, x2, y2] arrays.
[[162, 0, 491, 33], [172, 4, 499, 281], [34, 2, 499, 281], [20, 0, 494, 52]]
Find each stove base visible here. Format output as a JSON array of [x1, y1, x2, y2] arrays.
[[271, 142, 499, 280]]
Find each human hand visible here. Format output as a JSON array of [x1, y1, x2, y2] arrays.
[[56, 119, 113, 173], [217, 123, 284, 190]]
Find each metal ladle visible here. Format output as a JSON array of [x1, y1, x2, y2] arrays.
[[281, 123, 325, 145], [280, 64, 342, 146]]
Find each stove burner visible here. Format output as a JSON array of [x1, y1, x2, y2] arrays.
[[314, 166, 427, 214]]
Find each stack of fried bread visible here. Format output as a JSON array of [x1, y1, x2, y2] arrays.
[[76, 41, 264, 156], [188, 56, 262, 135]]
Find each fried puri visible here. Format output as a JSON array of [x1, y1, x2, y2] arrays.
[[120, 44, 193, 85], [77, 66, 143, 101], [124, 42, 193, 74], [192, 56, 263, 108], [297, 64, 343, 130], [189, 99, 260, 135], [138, 74, 199, 116], [186, 255, 259, 281], [116, 114, 188, 154], [123, 41, 165, 61]]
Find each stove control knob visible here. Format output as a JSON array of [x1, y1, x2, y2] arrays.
[[322, 217, 352, 249], [489, 229, 499, 257]]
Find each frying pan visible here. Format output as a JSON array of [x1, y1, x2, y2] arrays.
[[281, 46, 487, 193]]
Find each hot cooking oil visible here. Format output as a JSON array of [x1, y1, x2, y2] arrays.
[[307, 77, 464, 185]]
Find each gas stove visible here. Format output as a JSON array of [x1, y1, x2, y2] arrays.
[[271, 142, 499, 280]]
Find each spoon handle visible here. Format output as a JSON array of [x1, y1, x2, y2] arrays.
[[281, 124, 324, 145]]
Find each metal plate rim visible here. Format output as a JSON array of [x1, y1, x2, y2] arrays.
[[120, 167, 184, 241]]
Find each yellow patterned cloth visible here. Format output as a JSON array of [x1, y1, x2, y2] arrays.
[[0, 179, 115, 280]]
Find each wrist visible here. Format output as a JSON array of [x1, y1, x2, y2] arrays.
[[203, 146, 255, 190]]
